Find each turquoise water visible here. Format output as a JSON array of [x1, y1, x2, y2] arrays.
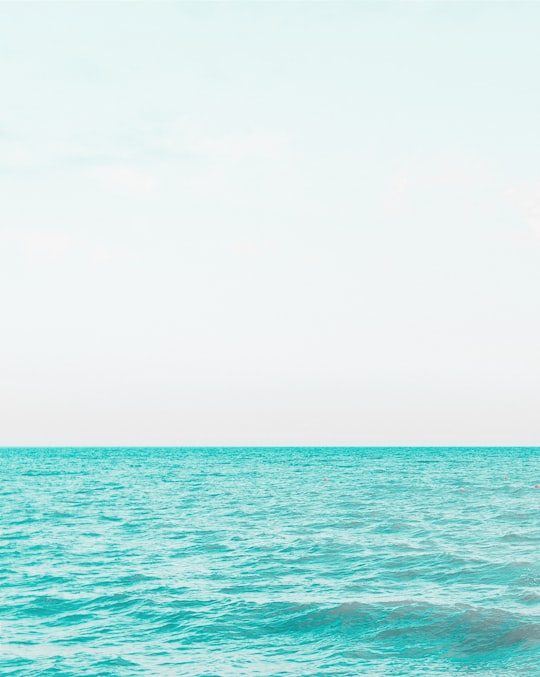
[[1, 447, 538, 676]]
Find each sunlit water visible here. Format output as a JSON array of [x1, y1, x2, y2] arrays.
[[1, 447, 539, 676]]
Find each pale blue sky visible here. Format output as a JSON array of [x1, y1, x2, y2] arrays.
[[2, 2, 540, 445]]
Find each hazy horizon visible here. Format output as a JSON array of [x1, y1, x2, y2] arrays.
[[2, 2, 540, 446]]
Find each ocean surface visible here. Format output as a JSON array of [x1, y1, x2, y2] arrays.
[[1, 447, 539, 676]]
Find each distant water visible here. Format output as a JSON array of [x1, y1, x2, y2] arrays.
[[1, 447, 539, 676]]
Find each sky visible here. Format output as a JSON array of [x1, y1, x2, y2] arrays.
[[1, 2, 540, 446]]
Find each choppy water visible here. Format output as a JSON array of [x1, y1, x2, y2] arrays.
[[1, 447, 539, 676]]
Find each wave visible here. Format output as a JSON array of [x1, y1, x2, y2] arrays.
[[241, 599, 540, 657], [105, 596, 539, 664]]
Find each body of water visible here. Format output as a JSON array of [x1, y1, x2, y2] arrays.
[[1, 447, 539, 675]]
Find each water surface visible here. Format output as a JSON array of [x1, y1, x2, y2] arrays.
[[1, 447, 538, 675]]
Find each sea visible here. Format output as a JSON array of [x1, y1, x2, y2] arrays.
[[0, 447, 538, 676]]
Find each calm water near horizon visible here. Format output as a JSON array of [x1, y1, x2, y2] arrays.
[[1, 447, 538, 676]]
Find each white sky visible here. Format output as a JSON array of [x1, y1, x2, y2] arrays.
[[1, 2, 540, 446]]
